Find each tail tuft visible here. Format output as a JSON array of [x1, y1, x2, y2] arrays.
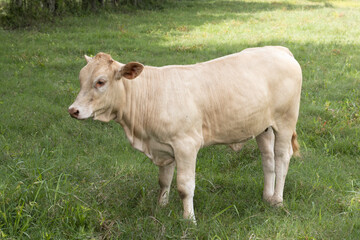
[[292, 131, 300, 157]]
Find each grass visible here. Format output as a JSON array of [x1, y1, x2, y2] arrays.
[[1, 0, 360, 238]]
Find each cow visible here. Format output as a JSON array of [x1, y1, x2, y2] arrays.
[[68, 46, 302, 223]]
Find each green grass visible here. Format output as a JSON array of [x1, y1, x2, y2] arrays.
[[1, 0, 360, 238]]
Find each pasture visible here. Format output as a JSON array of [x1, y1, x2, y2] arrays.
[[0, 0, 359, 238]]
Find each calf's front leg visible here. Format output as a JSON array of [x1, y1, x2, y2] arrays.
[[177, 166, 196, 222], [158, 162, 175, 206], [173, 139, 200, 223]]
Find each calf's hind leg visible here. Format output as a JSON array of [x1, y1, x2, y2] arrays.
[[256, 127, 275, 202], [270, 128, 295, 206]]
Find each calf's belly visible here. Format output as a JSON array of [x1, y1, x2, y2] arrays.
[[202, 111, 272, 146]]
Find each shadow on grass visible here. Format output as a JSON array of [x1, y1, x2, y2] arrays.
[[37, 0, 329, 55], [156, 0, 327, 29], [185, 0, 326, 13]]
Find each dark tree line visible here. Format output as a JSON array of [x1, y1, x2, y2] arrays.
[[1, 0, 167, 28], [8, 0, 155, 12]]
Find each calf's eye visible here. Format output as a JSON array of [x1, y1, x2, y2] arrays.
[[95, 79, 106, 88]]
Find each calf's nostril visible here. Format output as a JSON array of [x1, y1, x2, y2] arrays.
[[68, 107, 80, 118]]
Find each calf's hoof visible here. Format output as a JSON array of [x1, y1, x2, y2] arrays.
[[158, 191, 169, 207], [183, 214, 197, 225], [264, 195, 283, 207], [158, 198, 169, 207]]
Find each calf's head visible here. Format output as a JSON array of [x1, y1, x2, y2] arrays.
[[68, 52, 144, 122]]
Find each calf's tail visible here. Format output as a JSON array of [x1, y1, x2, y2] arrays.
[[292, 131, 300, 157]]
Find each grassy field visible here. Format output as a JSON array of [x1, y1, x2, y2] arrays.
[[1, 0, 360, 239]]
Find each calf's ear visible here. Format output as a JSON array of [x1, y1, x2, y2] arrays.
[[116, 62, 144, 80], [85, 55, 93, 63]]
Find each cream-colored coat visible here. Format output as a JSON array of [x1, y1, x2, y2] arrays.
[[69, 46, 302, 222]]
